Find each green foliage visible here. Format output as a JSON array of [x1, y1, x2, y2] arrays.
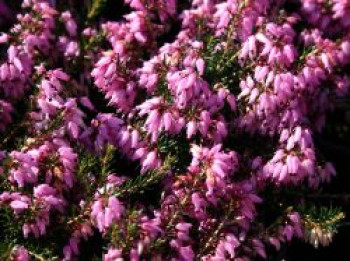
[[110, 208, 141, 251], [299, 205, 345, 248], [88, 0, 109, 21], [113, 155, 175, 199], [0, 208, 61, 260], [157, 132, 191, 173], [0, 241, 14, 260], [154, 73, 173, 103], [202, 36, 243, 95]]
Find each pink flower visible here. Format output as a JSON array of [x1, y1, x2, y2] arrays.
[[61, 11, 77, 36], [12, 246, 29, 261], [195, 58, 205, 76], [0, 0, 348, 260], [91, 196, 124, 233], [186, 121, 197, 139], [179, 246, 194, 261], [104, 248, 123, 261], [10, 200, 29, 214]]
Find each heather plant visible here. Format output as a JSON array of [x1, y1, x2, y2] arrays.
[[0, 0, 349, 260]]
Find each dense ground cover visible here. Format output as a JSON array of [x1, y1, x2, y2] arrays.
[[0, 0, 349, 260]]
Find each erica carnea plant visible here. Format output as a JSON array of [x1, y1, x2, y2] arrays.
[[0, 0, 349, 260]]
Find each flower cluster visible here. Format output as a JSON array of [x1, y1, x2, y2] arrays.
[[0, 0, 349, 260]]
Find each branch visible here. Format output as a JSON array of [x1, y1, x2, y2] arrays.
[[88, 0, 108, 21]]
